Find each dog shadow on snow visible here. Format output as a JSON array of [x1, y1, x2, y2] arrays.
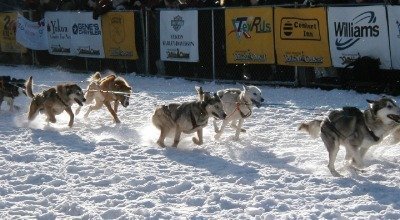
[[30, 128, 96, 153], [164, 147, 261, 184]]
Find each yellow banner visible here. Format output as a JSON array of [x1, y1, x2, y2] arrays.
[[274, 7, 331, 67], [225, 8, 274, 64], [0, 12, 26, 53], [102, 11, 138, 60]]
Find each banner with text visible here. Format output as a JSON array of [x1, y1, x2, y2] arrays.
[[16, 14, 48, 50], [160, 10, 198, 62], [225, 7, 274, 64], [102, 11, 138, 60], [274, 7, 331, 67], [70, 12, 104, 58], [387, 6, 400, 69], [0, 12, 26, 53], [45, 11, 73, 56], [328, 6, 390, 69]]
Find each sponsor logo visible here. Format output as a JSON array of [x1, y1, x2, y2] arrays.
[[234, 50, 266, 62], [110, 16, 125, 44], [171, 15, 184, 32], [72, 23, 101, 35], [51, 44, 70, 53], [333, 11, 379, 50], [228, 16, 271, 40], [167, 48, 189, 59], [2, 15, 16, 39], [110, 48, 133, 57], [280, 18, 321, 40], [339, 53, 360, 65], [47, 19, 68, 35], [283, 51, 323, 64], [77, 46, 100, 55]]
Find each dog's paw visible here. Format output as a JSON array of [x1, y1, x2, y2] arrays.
[[192, 137, 202, 145]]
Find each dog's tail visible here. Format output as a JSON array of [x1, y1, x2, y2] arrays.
[[25, 76, 35, 99], [88, 71, 102, 83], [298, 119, 322, 139]]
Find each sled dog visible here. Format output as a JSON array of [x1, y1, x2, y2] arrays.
[[76, 71, 132, 123], [213, 85, 264, 140], [0, 76, 26, 112], [25, 76, 86, 127], [152, 87, 226, 148], [299, 97, 400, 176]]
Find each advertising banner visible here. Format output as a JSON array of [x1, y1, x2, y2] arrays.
[[0, 12, 26, 53], [70, 12, 104, 58], [387, 5, 400, 69], [328, 6, 390, 69], [160, 10, 198, 62], [102, 11, 138, 60], [16, 14, 48, 50], [45, 11, 73, 56], [274, 7, 331, 67], [225, 7, 274, 64]]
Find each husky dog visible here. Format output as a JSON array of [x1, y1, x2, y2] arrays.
[[213, 85, 264, 140], [25, 76, 86, 127], [76, 71, 132, 123], [299, 97, 400, 177], [152, 87, 226, 148], [0, 76, 26, 112]]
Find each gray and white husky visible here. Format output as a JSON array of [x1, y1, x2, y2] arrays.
[[299, 97, 400, 177], [213, 85, 264, 140], [152, 87, 226, 148]]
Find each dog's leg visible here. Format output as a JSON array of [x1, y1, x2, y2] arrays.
[[28, 103, 39, 121], [104, 101, 121, 123], [321, 130, 341, 177], [234, 118, 244, 140], [215, 119, 229, 140], [213, 119, 220, 133], [45, 107, 57, 124], [84, 101, 103, 118], [156, 128, 167, 148], [7, 98, 14, 112], [114, 101, 119, 113], [171, 129, 182, 148], [192, 129, 203, 145], [65, 107, 74, 127], [231, 120, 246, 132]]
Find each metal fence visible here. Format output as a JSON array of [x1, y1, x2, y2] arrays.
[[2, 6, 400, 95]]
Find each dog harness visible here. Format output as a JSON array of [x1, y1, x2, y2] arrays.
[[324, 114, 379, 142], [226, 102, 252, 119], [190, 105, 208, 129], [56, 94, 69, 107]]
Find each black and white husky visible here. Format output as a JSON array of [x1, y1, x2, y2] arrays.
[[299, 97, 400, 176]]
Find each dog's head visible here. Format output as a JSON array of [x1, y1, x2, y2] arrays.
[[243, 85, 264, 108], [0, 76, 26, 97], [203, 93, 226, 120], [113, 77, 132, 108], [367, 97, 400, 124], [66, 84, 86, 106]]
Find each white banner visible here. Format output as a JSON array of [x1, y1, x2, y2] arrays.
[[388, 6, 400, 70], [70, 12, 104, 58], [328, 6, 391, 69], [160, 10, 198, 62], [45, 11, 73, 56], [16, 14, 48, 50]]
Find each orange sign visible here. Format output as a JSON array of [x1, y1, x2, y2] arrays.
[[0, 12, 26, 53]]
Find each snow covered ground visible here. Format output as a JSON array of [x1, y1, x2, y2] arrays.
[[1, 65, 400, 219]]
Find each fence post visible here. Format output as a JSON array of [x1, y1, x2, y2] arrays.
[[144, 9, 149, 75], [211, 9, 216, 81]]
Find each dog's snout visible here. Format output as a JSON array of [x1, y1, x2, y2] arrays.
[[222, 113, 227, 119], [82, 98, 86, 102]]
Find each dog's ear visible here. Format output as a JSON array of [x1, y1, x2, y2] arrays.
[[195, 86, 203, 94]]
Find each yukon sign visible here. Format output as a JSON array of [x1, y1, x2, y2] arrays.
[[328, 6, 390, 69]]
